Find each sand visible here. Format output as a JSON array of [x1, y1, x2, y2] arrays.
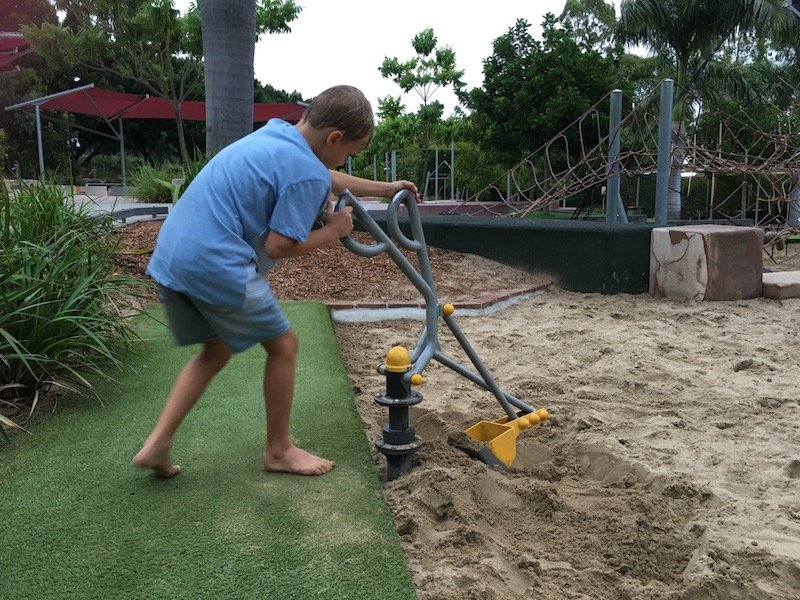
[[333, 286, 800, 599]]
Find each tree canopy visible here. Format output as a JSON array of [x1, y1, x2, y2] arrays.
[[466, 15, 621, 165], [2, 0, 799, 217]]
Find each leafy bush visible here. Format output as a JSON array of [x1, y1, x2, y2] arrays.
[[130, 152, 207, 203], [0, 183, 139, 440], [87, 154, 145, 183], [182, 150, 206, 190], [130, 162, 184, 203]]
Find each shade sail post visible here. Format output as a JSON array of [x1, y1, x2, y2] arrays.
[[35, 104, 44, 181], [118, 117, 126, 187]]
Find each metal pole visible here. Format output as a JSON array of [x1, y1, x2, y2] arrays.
[[789, 175, 800, 227], [755, 191, 760, 226], [35, 105, 45, 181], [432, 351, 533, 414], [372, 154, 377, 180], [741, 184, 747, 220], [434, 146, 439, 200], [119, 117, 127, 188], [440, 316, 518, 421], [391, 150, 397, 181], [450, 141, 455, 200], [654, 79, 674, 226], [709, 121, 722, 219], [709, 174, 715, 219], [605, 89, 627, 225]]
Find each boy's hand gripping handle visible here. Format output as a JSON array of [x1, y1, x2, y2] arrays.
[[334, 190, 389, 258]]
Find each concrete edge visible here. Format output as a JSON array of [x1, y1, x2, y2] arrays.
[[328, 285, 549, 323]]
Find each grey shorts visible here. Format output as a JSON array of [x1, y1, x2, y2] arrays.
[[156, 267, 290, 353]]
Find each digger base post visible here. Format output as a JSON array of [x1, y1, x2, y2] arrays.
[[374, 367, 423, 481]]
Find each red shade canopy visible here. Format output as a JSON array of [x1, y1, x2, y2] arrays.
[[5, 83, 308, 183], [0, 32, 32, 72], [6, 83, 307, 122]]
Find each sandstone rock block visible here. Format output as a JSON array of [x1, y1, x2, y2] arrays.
[[650, 225, 763, 300], [762, 271, 800, 300]]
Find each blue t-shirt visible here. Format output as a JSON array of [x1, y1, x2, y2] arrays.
[[146, 119, 330, 309]]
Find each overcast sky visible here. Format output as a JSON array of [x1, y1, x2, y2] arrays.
[[176, 0, 623, 115]]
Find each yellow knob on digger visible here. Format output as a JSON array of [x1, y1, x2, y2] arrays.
[[518, 413, 540, 430], [384, 346, 412, 373]]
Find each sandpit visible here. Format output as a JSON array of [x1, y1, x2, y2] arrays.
[[334, 287, 800, 599]]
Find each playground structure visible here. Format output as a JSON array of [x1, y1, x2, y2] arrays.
[[334, 80, 800, 297], [336, 189, 549, 480], [451, 78, 800, 234], [343, 78, 799, 273]]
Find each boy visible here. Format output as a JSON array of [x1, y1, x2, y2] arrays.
[[133, 85, 418, 478]]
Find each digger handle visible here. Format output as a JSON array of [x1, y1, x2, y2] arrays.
[[335, 189, 412, 258]]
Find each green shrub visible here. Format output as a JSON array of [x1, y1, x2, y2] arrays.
[[130, 162, 184, 203], [182, 149, 206, 191], [130, 153, 207, 203], [87, 154, 145, 183], [0, 183, 140, 440]]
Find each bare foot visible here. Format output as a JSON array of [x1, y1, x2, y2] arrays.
[[133, 444, 182, 479], [263, 445, 335, 476]]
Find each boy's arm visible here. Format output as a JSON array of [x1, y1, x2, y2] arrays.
[[265, 203, 353, 259], [330, 170, 420, 201]]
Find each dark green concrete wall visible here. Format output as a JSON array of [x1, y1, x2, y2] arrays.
[[371, 215, 654, 295]]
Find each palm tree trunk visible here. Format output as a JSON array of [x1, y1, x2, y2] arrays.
[[200, 0, 256, 155]]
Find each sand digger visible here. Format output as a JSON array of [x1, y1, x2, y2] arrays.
[[336, 189, 549, 480]]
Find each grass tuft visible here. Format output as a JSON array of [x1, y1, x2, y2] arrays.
[[0, 182, 140, 437]]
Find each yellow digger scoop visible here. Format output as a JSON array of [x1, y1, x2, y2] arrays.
[[464, 408, 550, 468]]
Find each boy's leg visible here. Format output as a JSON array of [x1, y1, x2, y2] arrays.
[[133, 338, 232, 477], [261, 329, 335, 476]]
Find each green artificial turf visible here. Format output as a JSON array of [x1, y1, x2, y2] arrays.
[[0, 302, 416, 600]]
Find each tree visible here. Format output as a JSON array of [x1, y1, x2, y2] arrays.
[[615, 0, 791, 219], [377, 96, 406, 121], [559, 0, 618, 55], [0, 0, 57, 30], [24, 0, 203, 167], [0, 0, 62, 177], [24, 0, 301, 164], [379, 28, 465, 190], [193, 0, 300, 154], [254, 80, 303, 104], [466, 16, 619, 166], [380, 28, 465, 111]]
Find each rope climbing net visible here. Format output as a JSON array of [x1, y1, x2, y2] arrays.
[[456, 80, 800, 230]]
